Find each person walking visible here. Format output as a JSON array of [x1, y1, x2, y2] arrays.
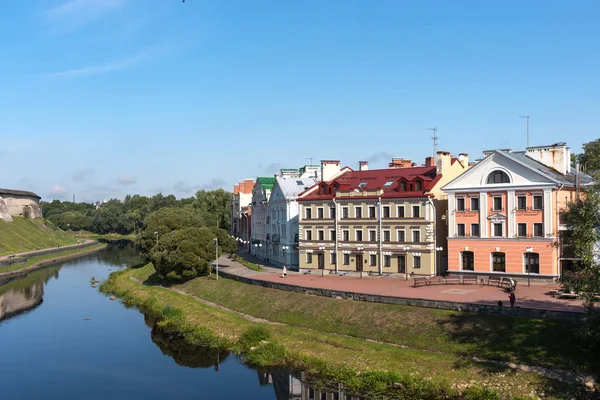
[[509, 290, 516, 308], [282, 266, 287, 278]]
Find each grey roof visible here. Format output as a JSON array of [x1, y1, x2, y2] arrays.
[[499, 151, 594, 186], [0, 188, 41, 199], [275, 176, 318, 199]]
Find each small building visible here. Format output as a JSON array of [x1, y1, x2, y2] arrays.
[[0, 188, 42, 222], [442, 142, 593, 281]]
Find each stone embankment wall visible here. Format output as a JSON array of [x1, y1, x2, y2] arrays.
[[0, 242, 98, 269], [0, 192, 42, 222], [219, 270, 583, 322]]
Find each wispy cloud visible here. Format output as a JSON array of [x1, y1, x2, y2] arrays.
[[45, 0, 125, 31], [40, 44, 168, 79], [72, 168, 94, 182], [117, 175, 137, 185]]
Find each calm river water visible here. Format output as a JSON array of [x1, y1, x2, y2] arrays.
[[0, 243, 358, 400]]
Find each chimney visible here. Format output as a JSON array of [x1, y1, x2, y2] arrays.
[[388, 158, 412, 169], [359, 161, 369, 171], [458, 153, 469, 167], [321, 160, 341, 181], [436, 151, 452, 175], [525, 142, 570, 175], [425, 156, 435, 167]]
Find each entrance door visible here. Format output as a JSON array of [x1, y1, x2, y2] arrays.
[[398, 255, 406, 274], [355, 254, 363, 272], [317, 253, 325, 269]]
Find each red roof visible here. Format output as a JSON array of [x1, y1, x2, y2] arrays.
[[299, 166, 441, 201]]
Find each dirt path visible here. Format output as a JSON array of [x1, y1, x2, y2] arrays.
[[127, 274, 596, 388]]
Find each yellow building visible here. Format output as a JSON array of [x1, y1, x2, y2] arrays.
[[297, 153, 469, 276]]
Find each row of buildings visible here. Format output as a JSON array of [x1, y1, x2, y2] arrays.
[[231, 142, 592, 281]]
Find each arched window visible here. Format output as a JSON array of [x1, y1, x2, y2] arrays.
[[487, 170, 510, 184], [461, 251, 474, 271]]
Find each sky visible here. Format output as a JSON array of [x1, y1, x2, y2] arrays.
[[1, 0, 599, 202]]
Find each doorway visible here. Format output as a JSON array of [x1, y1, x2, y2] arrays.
[[355, 254, 363, 272], [398, 255, 406, 274], [317, 253, 325, 270]]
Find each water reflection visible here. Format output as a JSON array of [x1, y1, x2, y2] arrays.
[[258, 371, 366, 400], [0, 265, 59, 321]]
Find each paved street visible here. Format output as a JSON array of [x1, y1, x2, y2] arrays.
[[218, 253, 584, 313], [0, 240, 94, 261]]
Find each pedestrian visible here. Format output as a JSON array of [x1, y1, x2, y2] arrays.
[[282, 266, 287, 278], [509, 290, 516, 308]]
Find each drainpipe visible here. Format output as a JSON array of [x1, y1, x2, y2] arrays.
[[556, 183, 564, 281], [427, 197, 437, 276], [333, 198, 338, 274], [378, 196, 382, 275]]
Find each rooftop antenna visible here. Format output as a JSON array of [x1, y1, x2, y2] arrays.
[[519, 116, 530, 148], [427, 128, 438, 158], [306, 157, 313, 166]]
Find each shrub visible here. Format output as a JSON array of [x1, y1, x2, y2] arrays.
[[238, 326, 271, 350]]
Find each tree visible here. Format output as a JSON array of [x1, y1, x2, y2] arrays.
[[150, 227, 216, 280], [211, 227, 237, 255], [194, 189, 233, 231], [573, 138, 600, 179]]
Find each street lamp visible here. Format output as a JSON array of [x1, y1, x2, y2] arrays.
[[435, 247, 443, 277], [154, 231, 159, 245], [282, 245, 289, 270], [403, 246, 410, 280], [525, 247, 533, 287], [213, 238, 219, 280]]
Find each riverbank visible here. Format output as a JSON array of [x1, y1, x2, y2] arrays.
[[0, 217, 77, 256], [102, 264, 595, 399], [0, 242, 107, 283]]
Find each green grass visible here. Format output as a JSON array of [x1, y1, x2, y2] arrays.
[[0, 217, 77, 256], [73, 232, 136, 241], [115, 264, 590, 399], [0, 243, 106, 274], [231, 254, 263, 271]]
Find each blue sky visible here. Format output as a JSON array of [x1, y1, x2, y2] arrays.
[[1, 0, 599, 202]]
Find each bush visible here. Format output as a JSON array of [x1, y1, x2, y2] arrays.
[[238, 326, 271, 350]]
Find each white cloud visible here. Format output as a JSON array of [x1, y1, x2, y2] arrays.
[[45, 0, 125, 31], [49, 184, 69, 198], [117, 175, 136, 185]]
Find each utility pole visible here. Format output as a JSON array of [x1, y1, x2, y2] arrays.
[[213, 238, 219, 280], [427, 128, 438, 158], [519, 116, 530, 148]]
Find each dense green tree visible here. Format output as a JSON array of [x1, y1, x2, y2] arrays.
[[193, 189, 232, 231], [211, 227, 237, 255], [572, 138, 600, 179]]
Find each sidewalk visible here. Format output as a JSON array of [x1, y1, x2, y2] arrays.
[[0, 240, 95, 261], [219, 253, 585, 314]]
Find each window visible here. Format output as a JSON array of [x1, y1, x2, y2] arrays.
[[318, 230, 324, 241], [517, 196, 527, 210], [355, 206, 362, 218], [397, 230, 405, 242], [384, 255, 391, 267], [471, 223, 480, 237], [415, 180, 422, 191], [400, 181, 407, 191], [493, 223, 503, 237], [306, 208, 312, 219], [342, 230, 349, 241], [413, 256, 421, 269], [397, 206, 405, 218], [330, 230, 336, 241], [317, 208, 324, 219], [383, 206, 390, 218], [456, 198, 465, 212], [343, 254, 350, 265], [533, 195, 543, 210], [525, 252, 540, 274], [383, 230, 391, 242], [493, 197, 503, 211], [369, 206, 376, 218], [492, 252, 506, 272], [358, 182, 367, 189], [329, 207, 336, 218], [487, 170, 510, 184], [471, 197, 479, 211], [342, 207, 349, 219], [306, 253, 313, 264], [331, 253, 336, 264], [356, 230, 363, 241], [457, 224, 466, 237], [518, 223, 527, 237], [320, 185, 327, 194], [412, 205, 420, 218], [412, 230, 421, 242], [369, 230, 377, 242], [383, 180, 394, 187], [370, 255, 377, 266], [461, 251, 474, 271], [534, 223, 543, 237]]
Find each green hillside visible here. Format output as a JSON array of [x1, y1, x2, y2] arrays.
[[0, 217, 77, 256]]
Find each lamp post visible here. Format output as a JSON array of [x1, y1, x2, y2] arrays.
[[525, 247, 533, 287], [435, 247, 443, 277], [154, 231, 159, 245], [213, 238, 219, 280], [282, 245, 289, 270], [403, 246, 410, 280]]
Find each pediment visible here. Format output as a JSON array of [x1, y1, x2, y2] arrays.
[[487, 213, 507, 223]]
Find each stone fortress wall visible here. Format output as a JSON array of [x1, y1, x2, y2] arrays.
[[0, 189, 43, 222]]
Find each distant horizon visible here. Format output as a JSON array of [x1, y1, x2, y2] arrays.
[[2, 1, 599, 202]]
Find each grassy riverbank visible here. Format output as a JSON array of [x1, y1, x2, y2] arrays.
[[0, 243, 107, 276], [0, 217, 77, 256], [101, 264, 592, 399]]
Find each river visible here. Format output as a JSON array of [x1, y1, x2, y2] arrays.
[[0, 243, 357, 400]]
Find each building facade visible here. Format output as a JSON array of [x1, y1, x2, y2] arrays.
[[442, 142, 593, 280], [231, 179, 255, 239], [250, 177, 275, 259], [267, 176, 318, 270], [297, 154, 469, 276]]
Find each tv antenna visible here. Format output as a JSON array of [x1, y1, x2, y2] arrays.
[[427, 128, 438, 158], [306, 157, 313, 166]]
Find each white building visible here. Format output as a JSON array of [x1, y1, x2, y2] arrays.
[[268, 176, 318, 270]]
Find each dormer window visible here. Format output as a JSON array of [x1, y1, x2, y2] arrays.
[[333, 183, 339, 193], [358, 182, 367, 189], [487, 170, 510, 184], [415, 180, 422, 191], [321, 185, 327, 194], [383, 181, 394, 188], [399, 181, 407, 191]]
